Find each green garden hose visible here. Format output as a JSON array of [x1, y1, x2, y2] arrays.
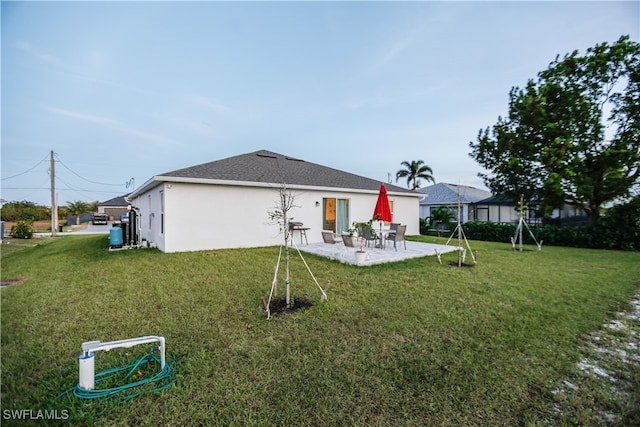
[[54, 351, 176, 405]]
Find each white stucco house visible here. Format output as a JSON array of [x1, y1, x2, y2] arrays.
[[127, 150, 420, 253]]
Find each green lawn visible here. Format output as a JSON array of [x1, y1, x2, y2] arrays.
[[1, 235, 638, 426]]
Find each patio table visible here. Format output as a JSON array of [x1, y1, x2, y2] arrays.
[[291, 227, 309, 245], [375, 228, 392, 249]]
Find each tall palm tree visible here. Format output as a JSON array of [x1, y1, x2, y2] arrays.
[[65, 200, 90, 225], [395, 160, 435, 190]]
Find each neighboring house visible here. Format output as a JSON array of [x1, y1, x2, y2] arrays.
[[128, 150, 420, 253], [417, 183, 491, 223], [422, 188, 588, 226], [473, 195, 520, 224], [551, 205, 588, 226], [475, 196, 588, 226], [97, 195, 131, 220]]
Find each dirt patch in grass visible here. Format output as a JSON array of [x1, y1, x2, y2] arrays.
[[266, 297, 314, 317], [448, 261, 476, 268], [1, 277, 26, 288], [548, 293, 640, 425]]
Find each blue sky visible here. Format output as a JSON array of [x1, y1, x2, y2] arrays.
[[2, 1, 638, 206]]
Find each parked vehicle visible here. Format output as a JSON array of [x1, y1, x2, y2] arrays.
[[92, 213, 108, 225]]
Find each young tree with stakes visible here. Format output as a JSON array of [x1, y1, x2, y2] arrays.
[[267, 185, 297, 308], [266, 185, 327, 317]]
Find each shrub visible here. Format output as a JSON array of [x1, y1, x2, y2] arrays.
[[535, 225, 603, 248], [419, 218, 429, 234], [426, 207, 456, 232], [598, 196, 640, 250], [462, 221, 517, 243], [11, 221, 34, 239]]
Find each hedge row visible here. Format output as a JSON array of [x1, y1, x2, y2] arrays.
[[461, 222, 638, 251], [421, 196, 640, 251]]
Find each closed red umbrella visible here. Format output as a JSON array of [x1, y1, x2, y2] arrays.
[[373, 184, 392, 222]]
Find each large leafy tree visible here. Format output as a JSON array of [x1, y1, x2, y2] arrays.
[[470, 36, 640, 225], [395, 160, 435, 190]]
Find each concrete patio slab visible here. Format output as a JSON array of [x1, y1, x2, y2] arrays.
[[294, 240, 461, 266]]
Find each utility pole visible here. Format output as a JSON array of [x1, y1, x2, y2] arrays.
[[50, 150, 57, 236]]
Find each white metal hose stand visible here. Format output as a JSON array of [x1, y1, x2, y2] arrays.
[[78, 336, 166, 390]]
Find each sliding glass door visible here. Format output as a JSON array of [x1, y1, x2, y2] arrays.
[[336, 199, 349, 233], [323, 198, 349, 233]]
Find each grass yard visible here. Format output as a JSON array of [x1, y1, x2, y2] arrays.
[[1, 235, 638, 426]]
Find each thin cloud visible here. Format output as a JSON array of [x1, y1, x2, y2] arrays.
[[344, 95, 382, 109], [344, 84, 441, 110], [16, 40, 65, 68], [192, 95, 231, 113], [46, 107, 119, 126], [17, 40, 157, 97], [378, 38, 412, 67], [372, 9, 437, 71], [169, 117, 218, 136], [46, 107, 178, 147]]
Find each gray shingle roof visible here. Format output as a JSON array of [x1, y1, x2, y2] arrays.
[[417, 183, 491, 205], [476, 195, 514, 205], [158, 150, 415, 194], [98, 195, 130, 206]]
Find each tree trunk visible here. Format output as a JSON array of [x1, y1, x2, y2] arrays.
[[587, 205, 600, 226]]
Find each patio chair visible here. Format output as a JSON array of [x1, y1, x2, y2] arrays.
[[384, 223, 400, 245], [342, 234, 358, 248], [385, 224, 406, 251], [360, 227, 378, 248], [321, 231, 342, 245]]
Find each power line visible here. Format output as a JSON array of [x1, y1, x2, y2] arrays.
[[1, 151, 128, 204], [0, 153, 50, 181], [54, 153, 123, 186], [56, 174, 88, 192], [1, 187, 51, 190], [2, 186, 122, 193], [55, 175, 122, 199]]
